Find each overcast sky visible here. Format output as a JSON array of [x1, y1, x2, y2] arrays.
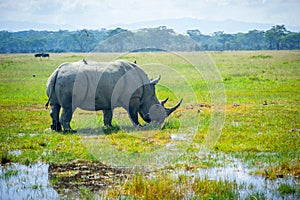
[[0, 0, 299, 29]]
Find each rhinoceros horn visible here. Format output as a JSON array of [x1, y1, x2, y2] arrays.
[[160, 97, 169, 106], [165, 98, 183, 116]]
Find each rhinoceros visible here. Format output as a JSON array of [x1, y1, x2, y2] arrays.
[[45, 60, 182, 132]]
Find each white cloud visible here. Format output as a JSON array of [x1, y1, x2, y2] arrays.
[[0, 0, 299, 29]]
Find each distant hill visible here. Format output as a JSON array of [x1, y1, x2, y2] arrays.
[[0, 20, 76, 32], [110, 17, 300, 34]]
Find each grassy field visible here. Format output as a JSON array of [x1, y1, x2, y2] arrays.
[[0, 51, 299, 199]]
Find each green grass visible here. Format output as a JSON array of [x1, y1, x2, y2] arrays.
[[108, 173, 238, 200], [0, 51, 299, 198], [278, 183, 297, 195], [0, 169, 18, 179]]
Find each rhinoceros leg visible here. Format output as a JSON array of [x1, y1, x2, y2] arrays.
[[60, 106, 76, 132], [128, 98, 140, 126], [103, 109, 113, 126], [50, 104, 62, 132]]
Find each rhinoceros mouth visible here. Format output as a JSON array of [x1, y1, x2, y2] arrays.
[[141, 99, 183, 123], [149, 104, 167, 123]]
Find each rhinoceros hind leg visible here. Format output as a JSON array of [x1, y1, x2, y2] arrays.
[[103, 109, 113, 127], [60, 107, 75, 132], [50, 104, 62, 132]]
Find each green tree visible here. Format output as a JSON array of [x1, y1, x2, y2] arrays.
[[265, 25, 289, 50], [106, 28, 128, 38], [213, 31, 234, 50], [283, 32, 300, 49], [245, 30, 265, 50], [187, 29, 210, 50], [187, 29, 202, 42]]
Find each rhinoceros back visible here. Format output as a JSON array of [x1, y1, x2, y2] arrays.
[[47, 60, 149, 111]]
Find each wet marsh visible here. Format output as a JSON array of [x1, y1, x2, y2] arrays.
[[0, 51, 299, 199]]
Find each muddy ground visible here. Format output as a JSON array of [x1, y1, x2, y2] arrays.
[[49, 160, 139, 193]]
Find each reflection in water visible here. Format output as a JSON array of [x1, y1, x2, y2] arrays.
[[0, 162, 58, 200], [175, 154, 299, 199]]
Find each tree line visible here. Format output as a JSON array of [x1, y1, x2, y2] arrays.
[[0, 25, 299, 53], [188, 25, 300, 50]]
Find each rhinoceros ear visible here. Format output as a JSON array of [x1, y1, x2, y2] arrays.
[[150, 75, 161, 85]]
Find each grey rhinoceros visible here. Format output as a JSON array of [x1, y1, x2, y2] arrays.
[[45, 60, 182, 132]]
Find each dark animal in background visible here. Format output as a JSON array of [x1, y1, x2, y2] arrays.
[[45, 60, 182, 132], [35, 53, 50, 58]]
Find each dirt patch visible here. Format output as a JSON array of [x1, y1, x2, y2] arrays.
[[48, 160, 135, 193]]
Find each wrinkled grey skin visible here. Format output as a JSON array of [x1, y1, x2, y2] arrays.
[[46, 60, 182, 132]]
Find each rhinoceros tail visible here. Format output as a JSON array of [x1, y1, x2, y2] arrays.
[[45, 68, 60, 109]]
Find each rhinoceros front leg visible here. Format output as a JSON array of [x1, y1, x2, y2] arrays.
[[60, 106, 76, 133], [128, 98, 140, 126], [50, 104, 62, 132], [103, 109, 113, 127]]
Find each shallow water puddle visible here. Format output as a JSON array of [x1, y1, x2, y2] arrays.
[[1, 161, 134, 199], [1, 156, 298, 199], [175, 154, 299, 199], [0, 162, 58, 200]]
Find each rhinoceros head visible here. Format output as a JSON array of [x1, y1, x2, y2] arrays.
[[138, 76, 183, 123]]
